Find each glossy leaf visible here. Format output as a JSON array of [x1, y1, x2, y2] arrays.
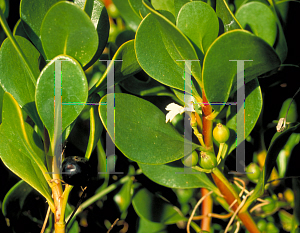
[[113, 0, 142, 31], [269, 0, 287, 63], [20, 0, 63, 57], [243, 123, 300, 212], [152, 0, 175, 18], [235, 2, 277, 46], [13, 19, 29, 39], [177, 1, 219, 56], [40, 1, 98, 67], [0, 36, 43, 129], [2, 180, 33, 217], [35, 55, 88, 141], [0, 84, 3, 123], [129, 0, 149, 18], [216, 0, 242, 32], [74, 0, 110, 69], [174, 0, 191, 19], [132, 187, 186, 224], [135, 9, 201, 92], [202, 30, 281, 112], [137, 218, 167, 233], [99, 93, 200, 164], [91, 40, 141, 93], [120, 74, 175, 97], [226, 79, 263, 153], [138, 160, 218, 190], [0, 92, 53, 207]]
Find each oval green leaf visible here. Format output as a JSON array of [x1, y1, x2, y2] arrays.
[[135, 5, 201, 91], [35, 55, 88, 140], [0, 36, 43, 130], [202, 30, 281, 112], [0, 92, 53, 208], [236, 2, 277, 46], [177, 1, 219, 55], [138, 160, 218, 190], [99, 93, 200, 164], [226, 78, 262, 154], [132, 187, 186, 224], [74, 0, 110, 69], [20, 0, 63, 57], [40, 1, 98, 67]]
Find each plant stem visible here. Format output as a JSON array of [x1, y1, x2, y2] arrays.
[[201, 188, 213, 231]]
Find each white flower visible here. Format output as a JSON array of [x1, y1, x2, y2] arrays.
[[165, 96, 196, 123]]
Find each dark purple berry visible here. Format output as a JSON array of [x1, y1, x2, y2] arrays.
[[62, 156, 91, 186]]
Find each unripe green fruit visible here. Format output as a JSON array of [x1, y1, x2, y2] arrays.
[[266, 222, 279, 233], [181, 151, 198, 167], [199, 152, 217, 169], [262, 197, 276, 213], [257, 219, 267, 231], [246, 163, 261, 181], [213, 123, 230, 143]]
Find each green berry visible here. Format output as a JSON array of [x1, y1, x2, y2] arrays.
[[246, 163, 261, 181], [199, 152, 217, 169], [213, 123, 230, 143], [262, 197, 276, 213], [266, 222, 279, 233], [181, 151, 198, 167], [257, 219, 267, 231]]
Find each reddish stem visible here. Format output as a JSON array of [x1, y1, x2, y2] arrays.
[[201, 188, 213, 231]]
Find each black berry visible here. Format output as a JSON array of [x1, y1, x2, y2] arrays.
[[62, 156, 91, 186]]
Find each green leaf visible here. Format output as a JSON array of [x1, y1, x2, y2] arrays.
[[0, 36, 43, 130], [40, 1, 98, 67], [0, 92, 53, 208], [293, 178, 300, 227], [152, 0, 175, 18], [202, 30, 281, 112], [74, 0, 110, 69], [99, 93, 200, 164], [90, 40, 141, 93], [137, 218, 167, 233], [113, 0, 142, 31], [174, 0, 191, 19], [177, 1, 219, 56], [2, 180, 33, 217], [216, 0, 242, 32], [13, 19, 29, 39], [35, 55, 88, 142], [0, 84, 4, 123], [120, 74, 175, 97], [243, 123, 300, 212], [135, 9, 201, 92], [132, 187, 186, 224], [235, 2, 277, 46], [128, 0, 149, 18], [20, 0, 63, 57], [138, 160, 218, 190], [226, 78, 263, 154], [65, 204, 80, 233]]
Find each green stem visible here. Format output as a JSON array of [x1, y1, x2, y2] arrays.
[[59, 185, 73, 225], [0, 8, 36, 86]]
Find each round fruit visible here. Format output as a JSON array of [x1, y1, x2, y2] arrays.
[[246, 163, 261, 181], [266, 222, 279, 233], [181, 151, 198, 167], [261, 197, 276, 213], [257, 219, 267, 231], [213, 123, 230, 143], [199, 152, 217, 169], [62, 156, 92, 186]]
